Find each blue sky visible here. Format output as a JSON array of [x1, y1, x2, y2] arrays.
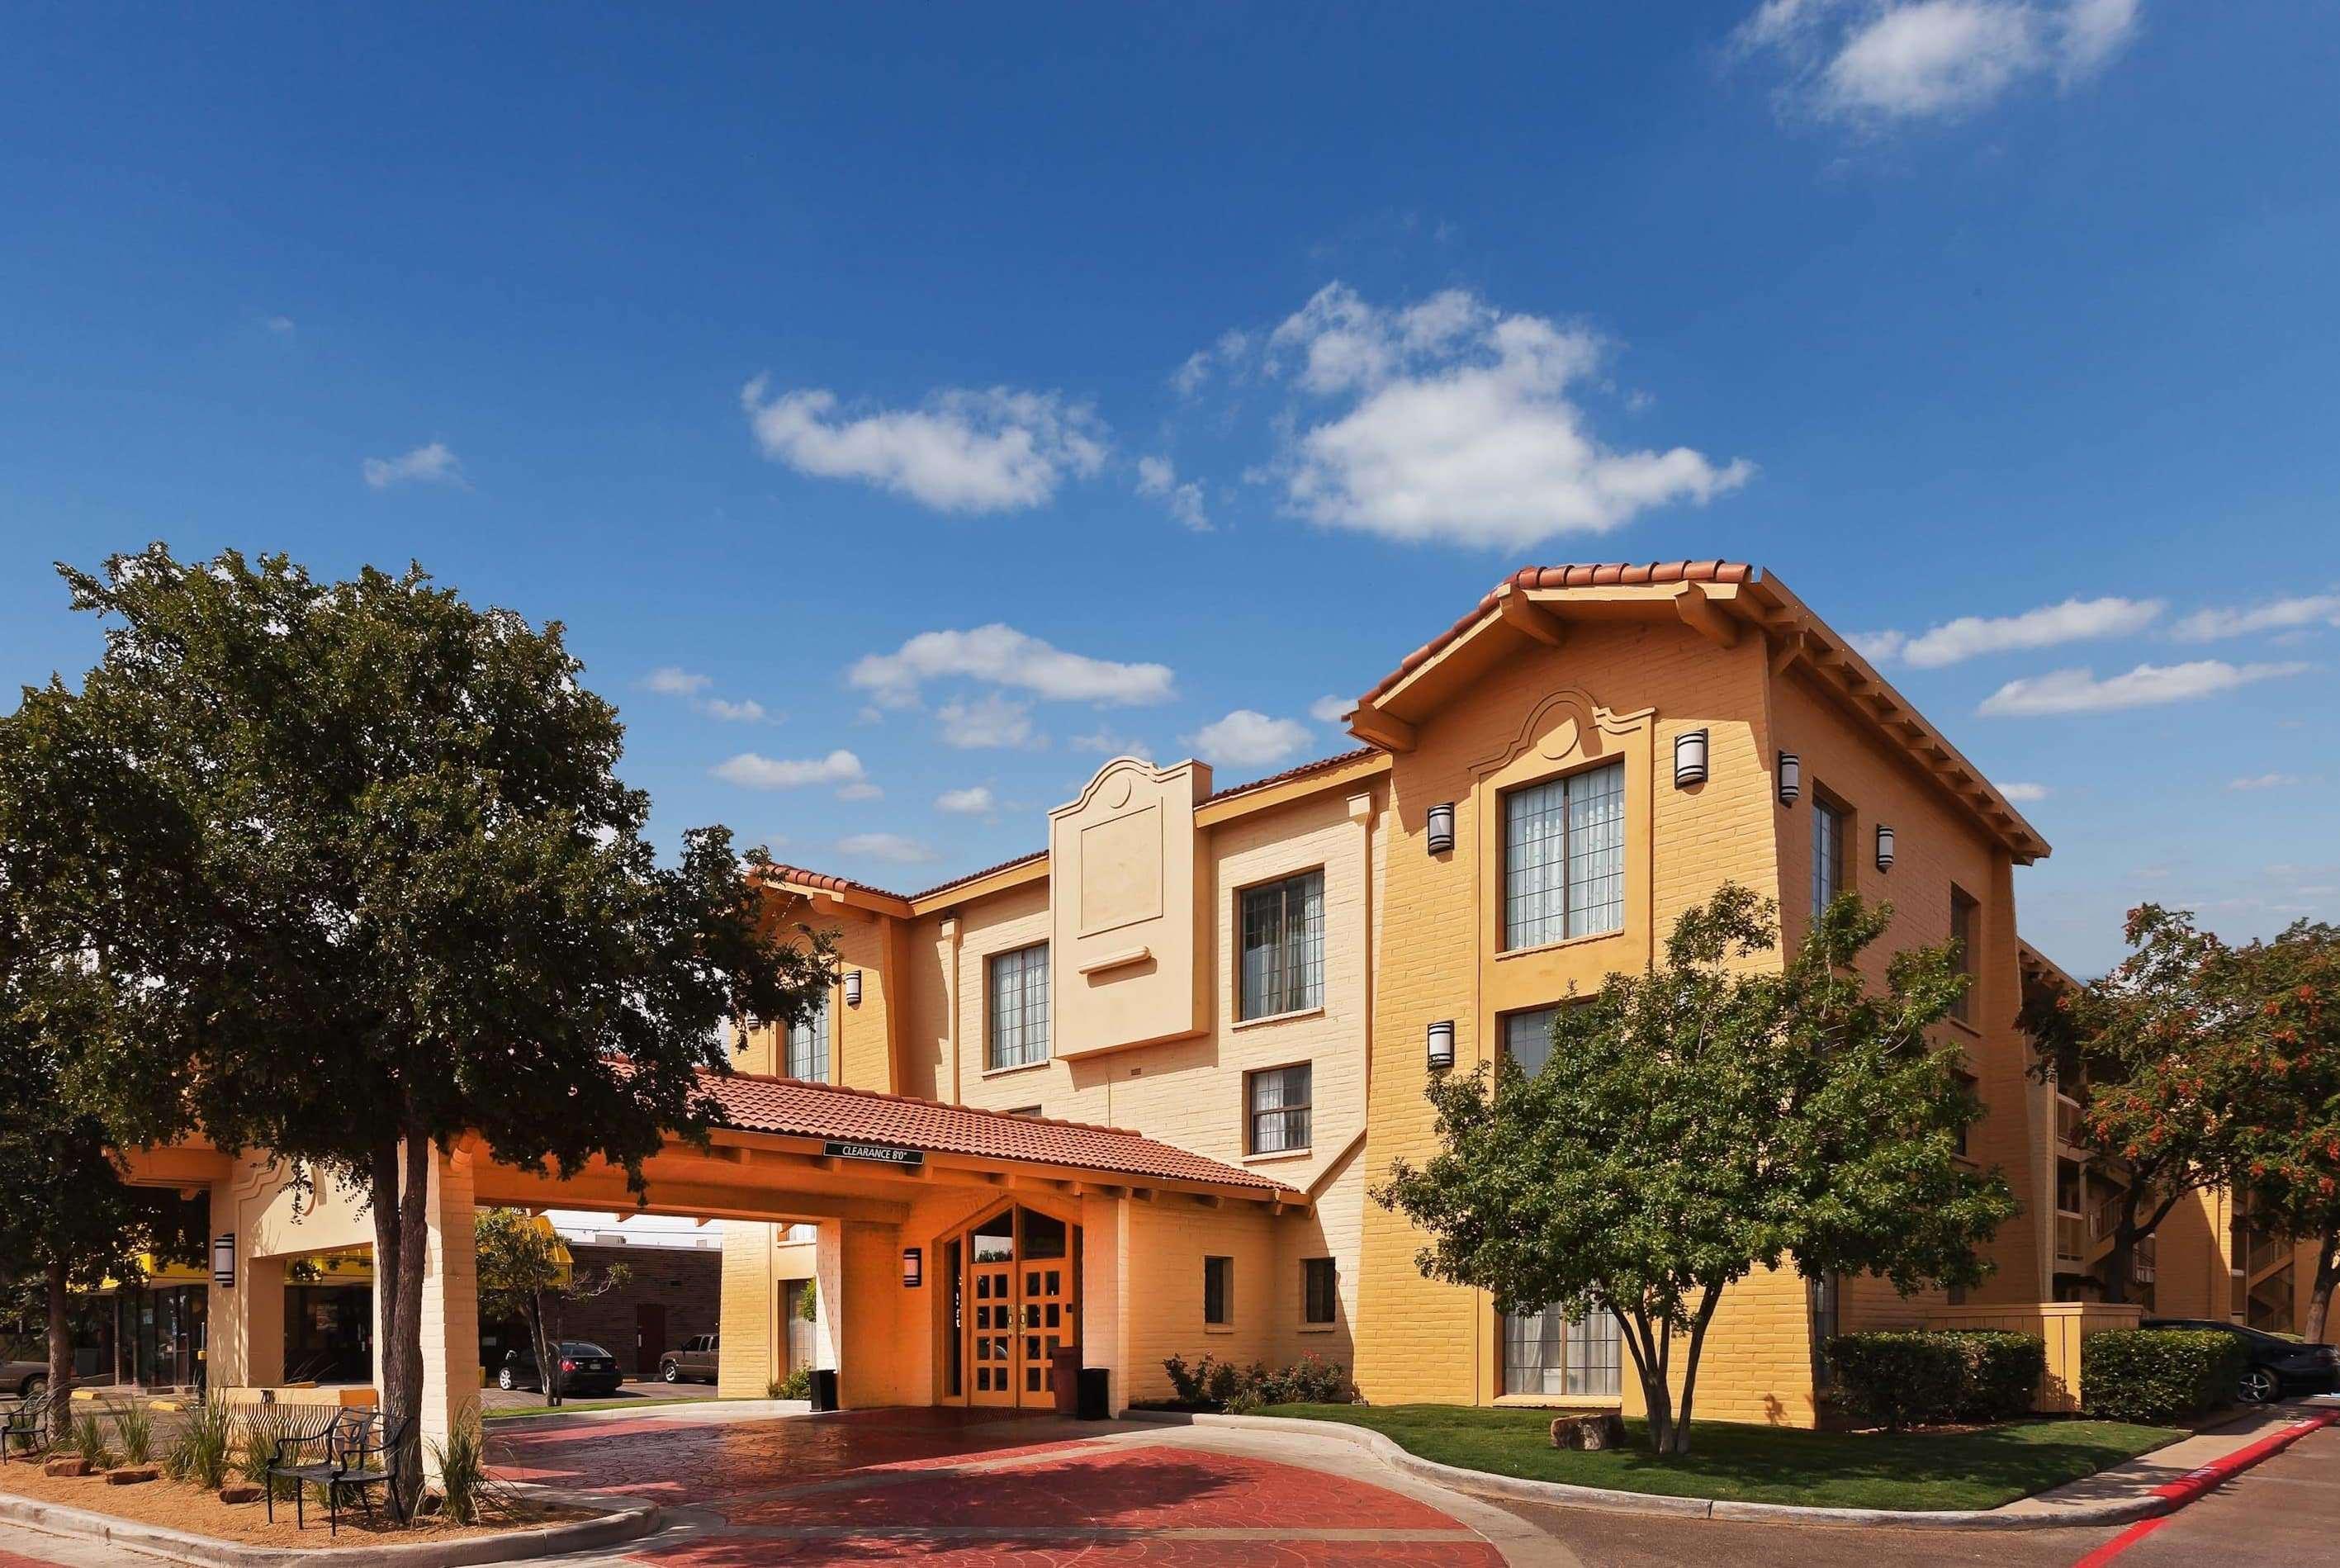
[[3, 2, 2335, 973]]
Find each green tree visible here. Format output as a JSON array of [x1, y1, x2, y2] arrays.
[[1375, 886, 2016, 1456], [474, 1208, 629, 1407], [0, 547, 833, 1514], [2022, 905, 2260, 1305], [2220, 920, 2340, 1340]]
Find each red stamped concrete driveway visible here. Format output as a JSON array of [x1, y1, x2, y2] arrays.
[[493, 1406, 1508, 1564]]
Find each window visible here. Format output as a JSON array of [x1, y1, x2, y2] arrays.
[[1502, 1305, 1622, 1397], [1239, 870, 1324, 1021], [1246, 1063, 1312, 1154], [1502, 760, 1625, 949], [1949, 888, 1980, 1025], [1501, 1007, 1562, 1079], [1004, 1105, 1043, 1119], [987, 943, 1050, 1070], [784, 992, 829, 1081], [1303, 1258, 1338, 1325], [1204, 1256, 1232, 1325], [1812, 796, 1848, 914]]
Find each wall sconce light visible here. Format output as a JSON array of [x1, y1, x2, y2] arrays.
[[1777, 751, 1801, 806], [1674, 729, 1709, 788], [1427, 1020, 1456, 1072], [1875, 824, 1896, 872], [1427, 803, 1456, 855], [902, 1247, 922, 1289], [212, 1234, 235, 1290], [843, 970, 863, 1009]]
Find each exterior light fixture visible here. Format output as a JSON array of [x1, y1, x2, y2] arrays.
[[1674, 729, 1709, 788], [902, 1247, 922, 1289], [1427, 803, 1456, 855], [1777, 752, 1801, 806], [1875, 825, 1896, 872], [1427, 1020, 1456, 1072], [212, 1234, 235, 1290], [844, 970, 864, 1009]]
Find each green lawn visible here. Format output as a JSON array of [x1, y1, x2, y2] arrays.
[[1251, 1403, 2181, 1511]]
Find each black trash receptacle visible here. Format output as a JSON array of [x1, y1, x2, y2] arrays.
[[1076, 1367, 1110, 1421], [810, 1368, 839, 1413]]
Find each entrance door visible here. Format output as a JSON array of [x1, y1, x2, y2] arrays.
[[956, 1205, 1078, 1409], [968, 1206, 1018, 1406], [635, 1304, 667, 1376]]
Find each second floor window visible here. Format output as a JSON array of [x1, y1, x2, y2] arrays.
[[1239, 870, 1324, 1021], [1812, 797, 1848, 914], [1503, 760, 1625, 949], [1949, 887, 1980, 1024], [987, 943, 1050, 1070], [1501, 1006, 1562, 1079], [1247, 1063, 1312, 1154], [784, 992, 829, 1081]]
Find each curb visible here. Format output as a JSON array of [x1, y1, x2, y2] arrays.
[[0, 1485, 661, 1567], [1119, 1409, 2237, 1532], [2148, 1406, 2338, 1510]]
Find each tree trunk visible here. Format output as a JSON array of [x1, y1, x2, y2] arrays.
[[2305, 1232, 2340, 1344], [1668, 1287, 1724, 1457], [372, 1134, 433, 1523], [529, 1290, 560, 1408], [45, 1258, 71, 1422]]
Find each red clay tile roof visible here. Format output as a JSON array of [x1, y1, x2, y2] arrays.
[[704, 1071, 1298, 1196], [1201, 746, 1381, 803], [1362, 561, 1755, 704], [907, 849, 1049, 904], [758, 863, 913, 904]]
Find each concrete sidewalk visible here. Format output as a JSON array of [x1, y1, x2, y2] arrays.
[[1993, 1400, 2338, 1523]]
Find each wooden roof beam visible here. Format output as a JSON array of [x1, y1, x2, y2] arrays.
[[1348, 701, 1417, 754], [1494, 584, 1567, 647], [1674, 583, 1741, 649]]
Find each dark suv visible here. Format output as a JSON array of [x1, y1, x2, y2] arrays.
[[2142, 1318, 2340, 1404]]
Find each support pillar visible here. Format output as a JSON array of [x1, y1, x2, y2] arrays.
[[206, 1177, 283, 1392], [389, 1145, 479, 1475]]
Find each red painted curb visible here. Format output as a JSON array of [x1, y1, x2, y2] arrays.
[[2068, 1408, 2338, 1568]]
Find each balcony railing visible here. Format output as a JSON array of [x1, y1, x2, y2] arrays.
[[2248, 1227, 2287, 1277], [2132, 1233, 2158, 1284], [2055, 1093, 2084, 1149], [2055, 1211, 2087, 1264]]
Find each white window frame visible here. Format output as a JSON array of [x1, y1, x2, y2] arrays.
[[986, 942, 1051, 1071], [1501, 760, 1626, 950]]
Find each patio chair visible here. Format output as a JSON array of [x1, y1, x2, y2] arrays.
[[268, 1408, 407, 1535], [1, 1381, 73, 1463]]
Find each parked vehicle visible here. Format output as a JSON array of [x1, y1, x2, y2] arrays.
[[2, 1359, 46, 1400], [658, 1334, 719, 1385], [2142, 1318, 2340, 1403], [497, 1341, 623, 1396]]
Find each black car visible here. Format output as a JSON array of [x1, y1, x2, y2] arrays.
[[497, 1340, 624, 1396], [2142, 1318, 2340, 1404]]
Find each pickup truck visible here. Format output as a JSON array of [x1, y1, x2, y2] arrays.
[[658, 1334, 718, 1384]]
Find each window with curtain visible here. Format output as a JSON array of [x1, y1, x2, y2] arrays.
[[1246, 1063, 1312, 1154], [784, 992, 829, 1082], [1502, 761, 1625, 950], [987, 943, 1050, 1070], [1812, 797, 1848, 915], [1502, 1305, 1622, 1397], [1239, 870, 1324, 1021], [1501, 1006, 1561, 1079], [1949, 887, 1979, 1024]]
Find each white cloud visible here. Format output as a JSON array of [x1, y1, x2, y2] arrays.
[[1071, 727, 1149, 756], [835, 781, 884, 802], [642, 666, 713, 697], [849, 624, 1174, 708], [1736, 1, 2140, 123], [1262, 283, 1752, 549], [264, 315, 296, 335], [1978, 661, 2311, 717], [935, 785, 996, 815], [1859, 595, 2162, 668], [362, 441, 463, 490], [1171, 329, 1253, 397], [1187, 709, 1313, 770], [2228, 773, 2304, 792], [936, 693, 1039, 750], [700, 697, 771, 723], [712, 750, 866, 789], [740, 376, 1106, 514], [1309, 694, 1352, 725], [1136, 456, 1210, 531], [2172, 594, 2340, 642], [835, 831, 935, 865], [2000, 781, 2050, 802]]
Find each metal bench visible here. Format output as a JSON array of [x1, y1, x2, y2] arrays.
[[1, 1381, 73, 1463], [265, 1407, 409, 1533]]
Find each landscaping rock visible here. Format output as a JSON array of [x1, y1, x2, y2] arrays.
[[1549, 1412, 1628, 1452], [43, 1457, 90, 1477], [104, 1466, 159, 1485], [218, 1482, 263, 1504]]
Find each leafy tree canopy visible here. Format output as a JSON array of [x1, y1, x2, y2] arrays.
[[2221, 919, 2340, 1337], [1375, 885, 2016, 1455]]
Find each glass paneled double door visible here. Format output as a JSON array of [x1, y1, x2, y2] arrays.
[[960, 1205, 1078, 1408]]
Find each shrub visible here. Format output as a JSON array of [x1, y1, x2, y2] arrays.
[[1159, 1352, 1352, 1411], [2083, 1329, 2249, 1424], [109, 1398, 154, 1466], [771, 1366, 812, 1400], [71, 1410, 116, 1469], [1826, 1332, 1970, 1430], [163, 1398, 235, 1489], [430, 1410, 489, 1526], [1945, 1331, 2047, 1421]]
